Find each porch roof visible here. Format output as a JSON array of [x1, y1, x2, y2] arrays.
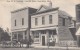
[[30, 27, 57, 31], [11, 28, 27, 32]]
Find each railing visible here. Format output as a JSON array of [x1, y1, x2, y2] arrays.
[[58, 40, 77, 47], [0, 43, 27, 48]]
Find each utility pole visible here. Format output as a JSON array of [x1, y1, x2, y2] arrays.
[[27, 28, 30, 48]]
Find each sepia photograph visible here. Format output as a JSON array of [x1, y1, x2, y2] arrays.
[[0, 0, 80, 50]]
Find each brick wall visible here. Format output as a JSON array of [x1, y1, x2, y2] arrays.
[[58, 16, 74, 46]]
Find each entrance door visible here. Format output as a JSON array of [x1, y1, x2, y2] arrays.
[[42, 36, 45, 46]]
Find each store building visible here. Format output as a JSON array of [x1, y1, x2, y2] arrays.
[[11, 7, 37, 42], [30, 3, 76, 47]]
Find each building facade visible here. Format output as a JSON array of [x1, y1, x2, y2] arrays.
[[76, 4, 80, 30], [30, 5, 76, 47], [11, 7, 37, 42]]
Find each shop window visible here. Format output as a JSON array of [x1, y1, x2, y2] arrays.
[[34, 31, 39, 38]]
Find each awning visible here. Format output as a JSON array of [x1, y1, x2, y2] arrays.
[[76, 27, 80, 35], [11, 28, 27, 32], [30, 27, 57, 31]]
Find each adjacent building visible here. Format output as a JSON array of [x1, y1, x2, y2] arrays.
[[76, 4, 80, 47], [11, 7, 37, 41], [76, 4, 80, 30]]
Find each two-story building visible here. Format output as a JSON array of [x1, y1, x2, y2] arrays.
[[11, 2, 77, 47], [30, 4, 76, 47], [11, 7, 37, 41]]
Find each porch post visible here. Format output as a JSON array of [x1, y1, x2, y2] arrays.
[[23, 32, 25, 40], [30, 31, 34, 41], [46, 30, 49, 48], [11, 32, 13, 46], [27, 28, 30, 48], [77, 35, 80, 47], [56, 27, 59, 46], [17, 32, 18, 41], [27, 29, 30, 41], [11, 32, 13, 41], [39, 31, 41, 44]]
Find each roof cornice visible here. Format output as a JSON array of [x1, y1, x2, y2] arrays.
[[31, 7, 59, 16]]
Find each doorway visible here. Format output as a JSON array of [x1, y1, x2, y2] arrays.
[[42, 36, 45, 46]]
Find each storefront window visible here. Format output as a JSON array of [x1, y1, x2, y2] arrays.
[[41, 31, 46, 34], [34, 31, 39, 38], [33, 31, 39, 42], [49, 30, 53, 38]]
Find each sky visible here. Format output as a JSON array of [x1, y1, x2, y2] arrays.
[[0, 0, 80, 32]]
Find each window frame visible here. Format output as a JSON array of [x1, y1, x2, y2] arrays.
[[34, 31, 39, 38], [15, 19, 16, 26], [42, 16, 45, 25], [22, 18, 24, 25], [49, 15, 52, 24], [35, 18, 38, 26]]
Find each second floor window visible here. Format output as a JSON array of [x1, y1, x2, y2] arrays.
[[22, 18, 24, 25], [35, 18, 38, 25], [63, 18, 65, 26], [49, 15, 52, 24], [42, 17, 45, 25], [15, 20, 16, 26]]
